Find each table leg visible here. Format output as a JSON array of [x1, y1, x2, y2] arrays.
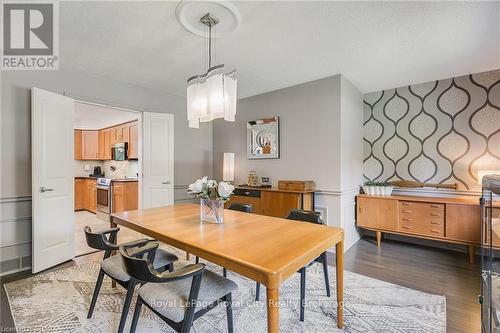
[[266, 287, 279, 333], [110, 219, 117, 288], [335, 240, 344, 329]]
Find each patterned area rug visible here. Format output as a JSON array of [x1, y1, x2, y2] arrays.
[[4, 246, 446, 332]]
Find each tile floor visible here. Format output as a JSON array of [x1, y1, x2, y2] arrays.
[[75, 210, 145, 256]]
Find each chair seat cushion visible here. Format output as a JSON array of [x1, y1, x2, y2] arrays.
[[138, 269, 238, 322], [101, 249, 178, 282]]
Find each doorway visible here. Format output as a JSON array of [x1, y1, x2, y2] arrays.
[[73, 101, 144, 256]]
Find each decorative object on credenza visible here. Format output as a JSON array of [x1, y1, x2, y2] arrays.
[[223, 153, 235, 183], [362, 181, 393, 196], [278, 180, 315, 191], [390, 180, 457, 189], [247, 117, 279, 159], [477, 170, 500, 185], [247, 170, 260, 187], [188, 176, 234, 224], [261, 177, 271, 188]]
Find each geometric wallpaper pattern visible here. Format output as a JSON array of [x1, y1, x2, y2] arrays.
[[363, 69, 500, 191]]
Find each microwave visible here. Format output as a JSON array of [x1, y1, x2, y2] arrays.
[[112, 142, 128, 161]]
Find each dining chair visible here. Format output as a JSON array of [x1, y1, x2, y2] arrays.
[[195, 203, 254, 277], [228, 203, 252, 213], [254, 209, 330, 321], [84, 226, 178, 333], [120, 241, 237, 333]]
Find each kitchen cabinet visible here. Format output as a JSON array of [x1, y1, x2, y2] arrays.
[[98, 129, 112, 160], [74, 179, 85, 210], [128, 123, 138, 159], [74, 130, 99, 160], [75, 120, 138, 161], [74, 178, 97, 213], [112, 181, 138, 213]]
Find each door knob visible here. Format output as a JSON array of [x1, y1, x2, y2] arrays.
[[40, 187, 54, 193], [162, 181, 171, 185]]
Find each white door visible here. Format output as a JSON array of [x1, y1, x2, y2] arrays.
[[32, 88, 75, 273], [142, 112, 174, 208]]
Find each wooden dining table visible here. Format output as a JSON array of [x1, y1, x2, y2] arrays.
[[110, 203, 344, 332]]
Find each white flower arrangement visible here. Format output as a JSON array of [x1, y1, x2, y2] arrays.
[[188, 176, 235, 201]]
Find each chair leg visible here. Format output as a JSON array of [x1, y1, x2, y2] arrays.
[[223, 268, 227, 277], [130, 297, 143, 333], [225, 294, 234, 333], [255, 282, 261, 301], [87, 268, 105, 319], [300, 267, 306, 322], [195, 256, 199, 264], [321, 252, 331, 297], [118, 280, 136, 333]]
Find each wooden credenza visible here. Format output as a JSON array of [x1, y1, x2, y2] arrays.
[[226, 187, 315, 218], [356, 194, 482, 263]]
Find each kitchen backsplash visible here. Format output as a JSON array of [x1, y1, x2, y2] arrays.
[[74, 160, 139, 179]]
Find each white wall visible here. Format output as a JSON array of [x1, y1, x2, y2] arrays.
[[0, 66, 213, 274], [213, 74, 364, 250]]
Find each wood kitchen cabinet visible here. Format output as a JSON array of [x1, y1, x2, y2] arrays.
[[74, 130, 99, 160], [74, 179, 85, 210], [356, 194, 483, 263], [75, 120, 138, 161], [128, 122, 138, 159], [112, 181, 138, 213], [74, 178, 97, 213]]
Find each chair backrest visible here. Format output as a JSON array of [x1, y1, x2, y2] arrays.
[[286, 209, 323, 225], [84, 226, 119, 251], [229, 203, 252, 213]]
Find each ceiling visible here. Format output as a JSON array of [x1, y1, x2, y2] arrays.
[[60, 1, 500, 99], [74, 103, 138, 129]]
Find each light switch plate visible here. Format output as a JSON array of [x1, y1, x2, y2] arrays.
[[84, 164, 90, 171]]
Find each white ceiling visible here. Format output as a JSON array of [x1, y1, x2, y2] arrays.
[[60, 1, 500, 98], [74, 103, 138, 130]]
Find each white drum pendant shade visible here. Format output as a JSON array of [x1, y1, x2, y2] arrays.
[[186, 13, 237, 129], [187, 72, 237, 128]]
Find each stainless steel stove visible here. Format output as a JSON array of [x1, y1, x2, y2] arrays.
[[96, 178, 112, 221]]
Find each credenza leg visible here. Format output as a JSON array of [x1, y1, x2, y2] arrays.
[[468, 245, 476, 264], [186, 252, 190, 261], [376, 231, 382, 247]]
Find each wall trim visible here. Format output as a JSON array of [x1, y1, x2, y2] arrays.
[[0, 240, 31, 249], [316, 188, 360, 196], [0, 266, 31, 277], [0, 216, 31, 224], [0, 196, 32, 203], [392, 187, 481, 197]]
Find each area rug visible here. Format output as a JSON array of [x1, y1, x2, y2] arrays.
[[4, 245, 446, 332]]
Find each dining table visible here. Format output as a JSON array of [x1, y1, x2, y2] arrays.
[[110, 203, 344, 332]]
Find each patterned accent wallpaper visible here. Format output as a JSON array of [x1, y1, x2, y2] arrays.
[[363, 69, 500, 191]]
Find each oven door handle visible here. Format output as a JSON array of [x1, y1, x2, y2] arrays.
[[96, 185, 110, 190]]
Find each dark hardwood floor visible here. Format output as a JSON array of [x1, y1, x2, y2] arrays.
[[1, 238, 480, 332]]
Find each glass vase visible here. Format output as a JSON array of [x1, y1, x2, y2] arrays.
[[200, 198, 224, 224]]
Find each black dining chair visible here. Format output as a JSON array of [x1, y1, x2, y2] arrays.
[[254, 209, 330, 322], [195, 203, 254, 276], [84, 226, 178, 333], [228, 203, 253, 213], [120, 241, 237, 333]]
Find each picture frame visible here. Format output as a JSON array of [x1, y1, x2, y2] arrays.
[[246, 117, 280, 159]]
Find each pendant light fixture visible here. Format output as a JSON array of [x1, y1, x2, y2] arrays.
[[186, 13, 237, 128]]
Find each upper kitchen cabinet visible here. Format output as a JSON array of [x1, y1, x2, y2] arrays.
[[98, 128, 112, 160], [74, 130, 99, 160], [113, 124, 129, 144], [128, 122, 138, 159]]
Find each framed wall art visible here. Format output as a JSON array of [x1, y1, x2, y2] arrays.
[[246, 117, 280, 159]]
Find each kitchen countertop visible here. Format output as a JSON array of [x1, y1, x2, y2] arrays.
[[112, 178, 138, 183]]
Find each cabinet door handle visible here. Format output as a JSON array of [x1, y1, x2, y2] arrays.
[[430, 229, 441, 234], [402, 218, 411, 222], [402, 210, 412, 214], [430, 204, 441, 208], [402, 225, 410, 230], [430, 221, 441, 225], [402, 202, 411, 206], [244, 191, 251, 195], [40, 187, 54, 193], [162, 181, 171, 185]]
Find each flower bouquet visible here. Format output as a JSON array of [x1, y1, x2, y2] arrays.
[[188, 177, 235, 224]]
